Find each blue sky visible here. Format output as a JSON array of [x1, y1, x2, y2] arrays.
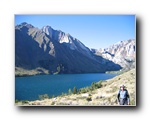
[[15, 15, 135, 49]]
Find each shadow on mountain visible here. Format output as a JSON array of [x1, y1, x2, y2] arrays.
[[15, 22, 122, 74], [15, 29, 57, 71], [93, 54, 122, 71]]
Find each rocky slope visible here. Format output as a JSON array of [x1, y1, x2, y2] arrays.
[[15, 22, 121, 75], [16, 69, 136, 106], [91, 39, 136, 71]]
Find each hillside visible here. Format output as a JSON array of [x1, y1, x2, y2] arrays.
[[16, 69, 136, 106]]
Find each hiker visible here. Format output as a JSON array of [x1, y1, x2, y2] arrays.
[[117, 84, 130, 105]]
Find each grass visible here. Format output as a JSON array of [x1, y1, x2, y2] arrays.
[[106, 86, 118, 93], [129, 92, 136, 105], [15, 67, 49, 77]]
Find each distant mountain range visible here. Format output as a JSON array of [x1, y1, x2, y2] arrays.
[[15, 22, 135, 75], [91, 39, 136, 71]]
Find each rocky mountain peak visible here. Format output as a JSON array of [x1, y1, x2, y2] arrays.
[[16, 22, 34, 29], [42, 25, 53, 38], [40, 24, 90, 53], [104, 39, 135, 58], [93, 39, 136, 70]]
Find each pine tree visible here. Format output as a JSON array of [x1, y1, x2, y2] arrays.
[[73, 87, 77, 94], [68, 88, 72, 95]]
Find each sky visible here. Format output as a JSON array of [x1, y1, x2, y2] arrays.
[[15, 15, 135, 49]]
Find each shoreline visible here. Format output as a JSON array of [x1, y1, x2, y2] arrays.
[[15, 71, 118, 77], [15, 69, 135, 106]]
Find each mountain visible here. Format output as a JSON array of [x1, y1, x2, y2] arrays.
[[15, 22, 121, 75], [91, 39, 136, 71]]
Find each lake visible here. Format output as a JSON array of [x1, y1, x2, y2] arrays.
[[15, 73, 117, 101]]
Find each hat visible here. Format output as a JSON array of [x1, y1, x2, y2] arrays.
[[120, 84, 125, 88]]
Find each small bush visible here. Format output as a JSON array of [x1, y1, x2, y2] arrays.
[[60, 92, 67, 97], [51, 101, 55, 105], [61, 92, 65, 96], [108, 97, 111, 102], [22, 100, 29, 104], [91, 80, 103, 90], [15, 99, 19, 103], [86, 96, 92, 101], [39, 94, 50, 100], [78, 86, 90, 94], [78, 80, 103, 94], [130, 100, 135, 105], [68, 88, 72, 95]]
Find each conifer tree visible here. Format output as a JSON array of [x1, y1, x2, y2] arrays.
[[73, 87, 77, 94]]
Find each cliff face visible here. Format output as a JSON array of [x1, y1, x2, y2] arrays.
[[91, 39, 136, 70]]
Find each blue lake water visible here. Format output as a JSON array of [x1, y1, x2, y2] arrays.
[[15, 73, 117, 101]]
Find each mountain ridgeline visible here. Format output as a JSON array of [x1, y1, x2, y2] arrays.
[[15, 22, 131, 75], [91, 39, 136, 71]]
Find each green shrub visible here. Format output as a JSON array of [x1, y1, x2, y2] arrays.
[[61, 92, 65, 96], [22, 100, 29, 104], [78, 86, 91, 94], [78, 80, 103, 94], [91, 80, 103, 90], [73, 87, 77, 94], [15, 99, 19, 103], [61, 92, 67, 97], [39, 94, 50, 100], [68, 88, 72, 95], [86, 96, 92, 101], [51, 101, 55, 105]]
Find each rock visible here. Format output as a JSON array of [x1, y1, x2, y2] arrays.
[[81, 93, 90, 97], [53, 98, 57, 101], [31, 101, 42, 105]]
